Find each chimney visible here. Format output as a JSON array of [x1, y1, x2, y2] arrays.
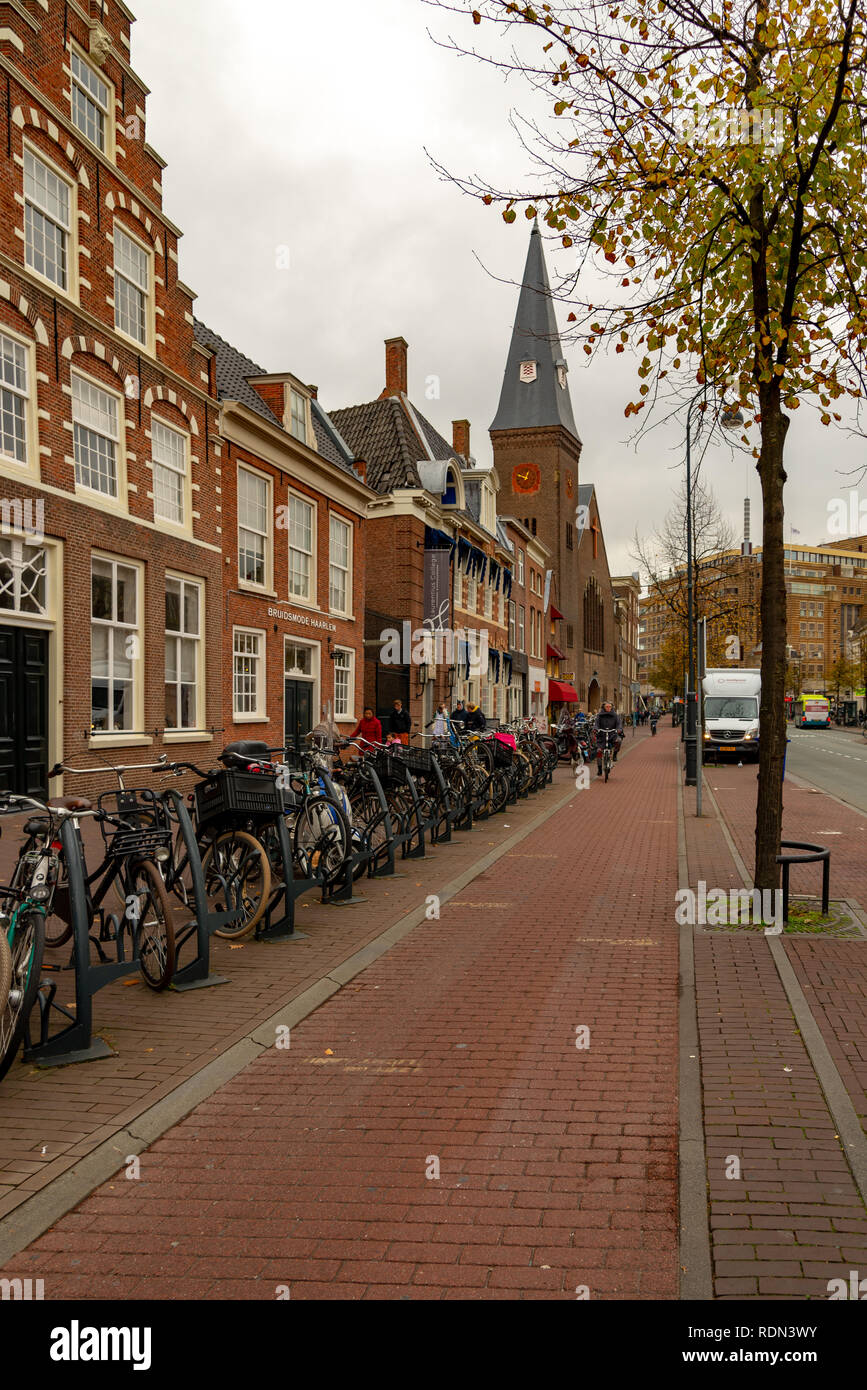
[[381, 337, 408, 398], [452, 419, 471, 459]]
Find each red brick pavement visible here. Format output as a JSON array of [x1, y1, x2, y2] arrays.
[[684, 769, 867, 1299], [0, 729, 680, 1300]]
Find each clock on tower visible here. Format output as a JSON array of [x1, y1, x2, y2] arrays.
[[512, 463, 541, 495]]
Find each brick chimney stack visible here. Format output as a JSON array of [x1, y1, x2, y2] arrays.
[[379, 337, 408, 399], [452, 419, 471, 459]]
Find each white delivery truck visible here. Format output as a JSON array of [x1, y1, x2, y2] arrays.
[[701, 668, 761, 762]]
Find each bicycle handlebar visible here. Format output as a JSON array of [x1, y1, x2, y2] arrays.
[[50, 755, 169, 780]]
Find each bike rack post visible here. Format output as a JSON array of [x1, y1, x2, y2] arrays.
[[428, 754, 455, 845], [318, 771, 368, 906], [24, 817, 138, 1067], [360, 764, 401, 879], [255, 810, 314, 942], [776, 841, 831, 923], [165, 790, 236, 991]]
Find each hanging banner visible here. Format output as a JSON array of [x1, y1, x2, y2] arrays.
[[543, 569, 553, 616], [424, 547, 451, 632]]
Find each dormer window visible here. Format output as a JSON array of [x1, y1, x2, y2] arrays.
[[441, 466, 459, 507], [519, 361, 537, 384], [556, 360, 568, 390], [289, 388, 307, 443]]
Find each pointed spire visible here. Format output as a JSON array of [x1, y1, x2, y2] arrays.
[[490, 221, 580, 441]]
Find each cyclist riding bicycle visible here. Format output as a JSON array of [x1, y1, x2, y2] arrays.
[[594, 701, 624, 776]]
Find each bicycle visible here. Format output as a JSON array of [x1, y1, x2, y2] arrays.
[[45, 760, 177, 990], [0, 794, 50, 1080], [596, 728, 620, 782]]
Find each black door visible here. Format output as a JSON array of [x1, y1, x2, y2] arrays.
[[0, 625, 49, 797], [284, 679, 313, 755], [376, 664, 410, 728]]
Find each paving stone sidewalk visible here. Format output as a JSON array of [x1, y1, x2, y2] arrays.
[[0, 728, 680, 1300], [683, 767, 867, 1300]]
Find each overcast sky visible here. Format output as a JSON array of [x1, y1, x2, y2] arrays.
[[132, 0, 866, 577]]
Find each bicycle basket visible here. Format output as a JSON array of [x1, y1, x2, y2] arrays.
[[97, 788, 173, 859], [488, 736, 514, 767], [391, 745, 432, 774], [194, 767, 283, 828], [372, 750, 408, 784]]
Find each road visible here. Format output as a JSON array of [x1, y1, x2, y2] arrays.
[[785, 724, 867, 814]]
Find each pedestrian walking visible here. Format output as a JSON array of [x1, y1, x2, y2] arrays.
[[390, 698, 412, 746], [350, 707, 382, 745]]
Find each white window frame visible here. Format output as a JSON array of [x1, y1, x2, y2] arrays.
[[288, 388, 308, 445], [151, 415, 191, 532], [517, 549, 525, 586], [333, 646, 355, 722], [113, 221, 153, 351], [233, 626, 266, 720], [466, 572, 477, 611], [164, 573, 203, 735], [90, 552, 143, 739], [23, 144, 77, 299], [286, 487, 317, 606], [329, 513, 352, 617], [518, 605, 525, 651], [69, 43, 114, 157], [71, 368, 126, 508], [237, 463, 273, 593], [0, 327, 38, 479]]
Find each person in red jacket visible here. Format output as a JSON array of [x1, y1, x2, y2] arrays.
[[351, 708, 382, 744]]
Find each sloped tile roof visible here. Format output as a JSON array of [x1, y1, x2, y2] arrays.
[[194, 319, 357, 476], [329, 394, 461, 495]]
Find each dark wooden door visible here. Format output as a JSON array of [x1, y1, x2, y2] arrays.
[[0, 625, 49, 797], [284, 679, 313, 755]]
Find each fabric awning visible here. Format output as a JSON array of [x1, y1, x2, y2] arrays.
[[547, 643, 565, 660], [549, 680, 578, 703], [550, 604, 565, 620]]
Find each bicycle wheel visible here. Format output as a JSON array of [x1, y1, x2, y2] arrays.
[[0, 909, 45, 1082], [0, 930, 11, 1015], [293, 796, 351, 885], [604, 751, 611, 782], [203, 829, 271, 939], [126, 859, 176, 991]]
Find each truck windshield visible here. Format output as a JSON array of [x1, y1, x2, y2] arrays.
[[705, 697, 758, 720]]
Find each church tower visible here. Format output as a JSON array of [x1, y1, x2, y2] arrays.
[[490, 221, 584, 688]]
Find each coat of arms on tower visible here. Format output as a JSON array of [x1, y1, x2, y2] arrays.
[[556, 360, 568, 390], [519, 361, 537, 383]]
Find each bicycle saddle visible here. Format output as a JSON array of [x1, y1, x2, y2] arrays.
[[221, 741, 272, 766], [48, 795, 93, 812], [24, 816, 50, 836]]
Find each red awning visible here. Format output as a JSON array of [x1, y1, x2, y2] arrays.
[[550, 604, 565, 620], [547, 643, 565, 660], [549, 680, 578, 703]]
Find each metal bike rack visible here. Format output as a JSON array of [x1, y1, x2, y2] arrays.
[[776, 841, 831, 924], [317, 770, 368, 907], [24, 818, 139, 1066], [254, 809, 314, 943], [163, 790, 237, 991]]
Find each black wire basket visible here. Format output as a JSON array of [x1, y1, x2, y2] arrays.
[[391, 745, 433, 774], [488, 737, 514, 767], [97, 788, 173, 860]]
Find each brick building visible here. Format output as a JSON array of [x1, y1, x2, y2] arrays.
[[329, 339, 510, 736], [501, 516, 551, 723], [0, 0, 227, 795], [193, 323, 373, 752], [613, 573, 641, 712], [490, 221, 618, 717]]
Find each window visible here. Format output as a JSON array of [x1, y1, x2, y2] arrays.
[[567, 623, 574, 649], [334, 648, 353, 718], [70, 50, 110, 152], [509, 599, 516, 648], [285, 643, 313, 676], [238, 466, 270, 588], [484, 583, 492, 619], [233, 628, 264, 717], [0, 333, 28, 466], [114, 225, 150, 346], [152, 419, 187, 527], [329, 514, 351, 614], [467, 573, 477, 610], [288, 493, 314, 602], [0, 538, 46, 614], [24, 149, 71, 290], [518, 605, 525, 650], [289, 389, 307, 443], [517, 550, 525, 586], [73, 373, 120, 498], [165, 577, 201, 730], [91, 556, 138, 733]]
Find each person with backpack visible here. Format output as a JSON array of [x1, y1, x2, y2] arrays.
[[465, 702, 487, 732]]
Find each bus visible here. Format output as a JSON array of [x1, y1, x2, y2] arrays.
[[794, 694, 831, 728]]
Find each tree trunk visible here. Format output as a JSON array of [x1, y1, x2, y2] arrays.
[[755, 386, 790, 890]]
